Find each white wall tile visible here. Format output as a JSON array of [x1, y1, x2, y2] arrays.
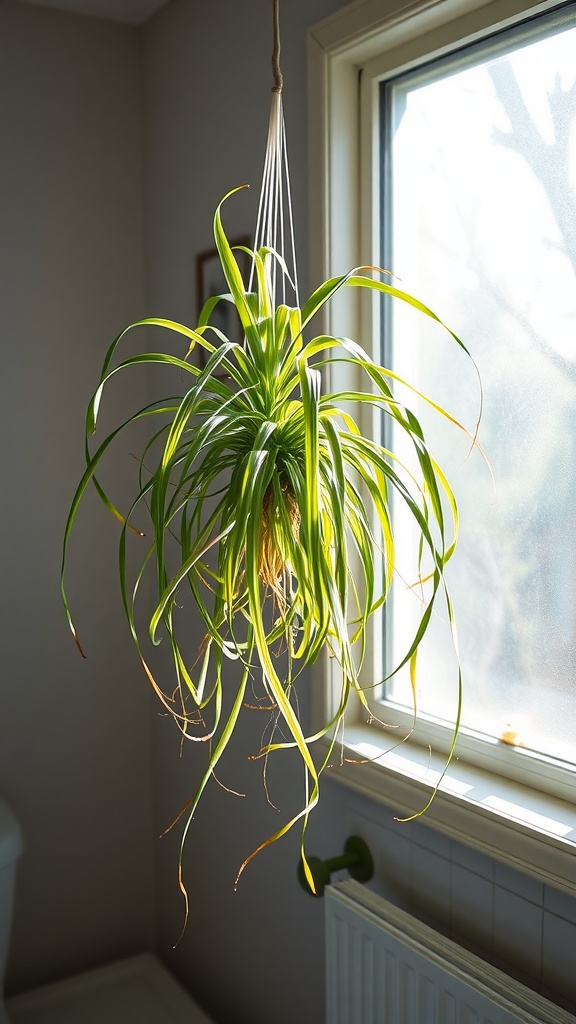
[[410, 819, 452, 860], [544, 885, 576, 925], [493, 887, 543, 980], [451, 864, 493, 952], [542, 912, 576, 1003], [374, 822, 413, 909], [411, 845, 452, 928], [494, 861, 543, 906], [451, 841, 494, 882]]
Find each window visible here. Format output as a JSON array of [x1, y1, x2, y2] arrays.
[[309, 0, 576, 893], [379, 5, 576, 765]]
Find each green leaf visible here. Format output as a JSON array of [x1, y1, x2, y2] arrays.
[[63, 190, 478, 905]]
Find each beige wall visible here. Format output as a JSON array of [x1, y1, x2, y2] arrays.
[[0, 1, 155, 992]]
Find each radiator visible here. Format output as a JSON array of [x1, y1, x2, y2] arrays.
[[326, 880, 575, 1024]]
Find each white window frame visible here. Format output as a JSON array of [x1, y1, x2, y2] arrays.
[[308, 0, 576, 897]]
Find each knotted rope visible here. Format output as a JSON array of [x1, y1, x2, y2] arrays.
[[272, 0, 283, 94], [251, 0, 298, 308]]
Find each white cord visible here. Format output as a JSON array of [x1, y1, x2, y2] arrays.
[[251, 80, 299, 309]]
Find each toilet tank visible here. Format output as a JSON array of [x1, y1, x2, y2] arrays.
[[0, 800, 24, 987]]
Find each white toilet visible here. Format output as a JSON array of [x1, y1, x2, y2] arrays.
[[0, 798, 215, 1024], [0, 798, 24, 1024]]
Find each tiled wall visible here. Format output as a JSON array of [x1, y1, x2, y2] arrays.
[[326, 787, 576, 1016]]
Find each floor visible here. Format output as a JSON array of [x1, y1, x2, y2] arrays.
[[6, 953, 214, 1024]]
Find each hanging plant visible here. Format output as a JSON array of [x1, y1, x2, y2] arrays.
[[61, 1, 480, 912]]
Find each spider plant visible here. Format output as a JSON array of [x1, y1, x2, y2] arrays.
[[61, 186, 477, 903]]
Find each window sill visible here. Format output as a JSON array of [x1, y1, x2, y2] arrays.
[[324, 724, 576, 898]]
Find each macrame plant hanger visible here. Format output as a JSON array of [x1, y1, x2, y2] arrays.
[[251, 0, 299, 309]]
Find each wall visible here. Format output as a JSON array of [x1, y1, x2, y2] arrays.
[[2, 0, 575, 1019], [0, 2, 155, 992], [142, 2, 576, 1023]]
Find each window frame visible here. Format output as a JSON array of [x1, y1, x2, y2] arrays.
[[307, 0, 576, 898]]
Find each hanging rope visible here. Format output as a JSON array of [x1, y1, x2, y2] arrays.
[[251, 0, 299, 308], [272, 0, 283, 94]]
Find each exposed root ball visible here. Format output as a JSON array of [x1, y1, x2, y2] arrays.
[[259, 478, 300, 603]]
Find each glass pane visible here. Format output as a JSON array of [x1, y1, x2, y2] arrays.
[[383, 13, 576, 764]]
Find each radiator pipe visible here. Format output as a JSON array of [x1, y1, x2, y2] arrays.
[[297, 835, 374, 897]]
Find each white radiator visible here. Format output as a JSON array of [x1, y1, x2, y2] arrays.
[[326, 880, 575, 1024]]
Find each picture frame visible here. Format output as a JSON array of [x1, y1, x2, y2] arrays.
[[196, 235, 252, 367]]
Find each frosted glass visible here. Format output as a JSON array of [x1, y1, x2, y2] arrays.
[[384, 17, 576, 763]]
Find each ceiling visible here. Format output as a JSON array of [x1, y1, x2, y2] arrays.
[[14, 0, 171, 25]]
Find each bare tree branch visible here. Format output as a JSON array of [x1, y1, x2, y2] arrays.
[[489, 61, 576, 269]]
